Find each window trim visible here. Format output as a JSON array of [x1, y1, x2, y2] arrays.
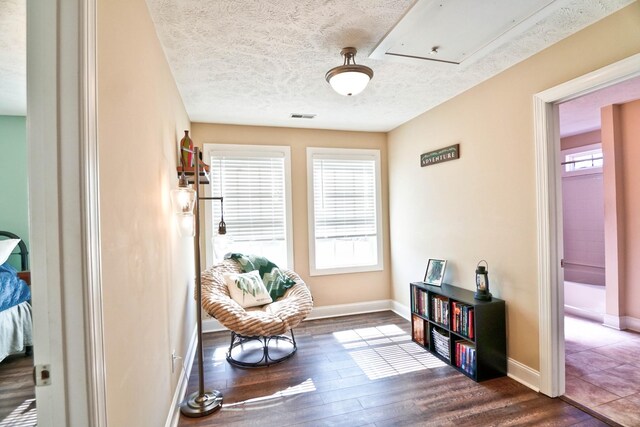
[[307, 147, 384, 276], [203, 143, 294, 269]]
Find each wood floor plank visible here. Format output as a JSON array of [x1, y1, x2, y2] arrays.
[[0, 352, 36, 426]]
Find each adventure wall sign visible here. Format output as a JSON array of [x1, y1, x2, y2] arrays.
[[420, 144, 460, 167]]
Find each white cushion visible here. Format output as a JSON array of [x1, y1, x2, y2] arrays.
[[223, 270, 273, 308], [0, 239, 20, 266]]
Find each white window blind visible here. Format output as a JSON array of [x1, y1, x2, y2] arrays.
[[313, 158, 376, 239], [307, 148, 383, 275], [206, 145, 292, 268]]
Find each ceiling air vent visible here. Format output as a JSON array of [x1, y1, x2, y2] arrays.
[[290, 113, 316, 119]]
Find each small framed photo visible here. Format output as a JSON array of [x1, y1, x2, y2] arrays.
[[424, 259, 447, 287]]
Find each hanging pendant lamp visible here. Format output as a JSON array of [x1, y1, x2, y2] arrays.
[[325, 47, 374, 96]]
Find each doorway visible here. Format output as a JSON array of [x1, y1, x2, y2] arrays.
[[533, 53, 640, 400], [557, 78, 640, 425]]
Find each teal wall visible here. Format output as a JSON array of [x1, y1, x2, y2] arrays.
[[0, 116, 29, 270]]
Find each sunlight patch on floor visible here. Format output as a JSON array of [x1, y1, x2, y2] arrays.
[[211, 345, 227, 362], [223, 378, 316, 410], [0, 398, 36, 427], [333, 324, 446, 380]]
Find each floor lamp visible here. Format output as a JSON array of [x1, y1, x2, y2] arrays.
[[172, 146, 225, 418]]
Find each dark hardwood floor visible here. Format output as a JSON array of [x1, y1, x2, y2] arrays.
[[0, 311, 618, 426], [179, 311, 612, 427], [0, 352, 36, 426]]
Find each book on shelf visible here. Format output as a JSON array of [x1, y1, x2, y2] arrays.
[[412, 315, 425, 346], [412, 287, 428, 317], [452, 301, 474, 339], [431, 295, 449, 327], [455, 340, 476, 376]]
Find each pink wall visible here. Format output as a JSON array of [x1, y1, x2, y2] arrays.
[[602, 104, 626, 320], [620, 99, 640, 319], [602, 98, 640, 321], [561, 131, 606, 286], [562, 173, 605, 285]]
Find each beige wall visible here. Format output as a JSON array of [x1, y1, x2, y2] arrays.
[[191, 123, 390, 307], [98, 0, 194, 425], [388, 3, 640, 370]]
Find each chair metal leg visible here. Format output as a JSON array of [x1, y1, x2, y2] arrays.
[[226, 329, 297, 368]]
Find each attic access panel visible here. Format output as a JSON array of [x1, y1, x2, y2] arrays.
[[371, 0, 559, 66]]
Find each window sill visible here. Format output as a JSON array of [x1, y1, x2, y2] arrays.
[[309, 263, 384, 277]]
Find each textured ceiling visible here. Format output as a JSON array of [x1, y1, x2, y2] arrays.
[[0, 0, 634, 129], [0, 0, 26, 116], [146, 0, 634, 132]]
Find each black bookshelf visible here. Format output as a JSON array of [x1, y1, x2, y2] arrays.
[[410, 282, 506, 382]]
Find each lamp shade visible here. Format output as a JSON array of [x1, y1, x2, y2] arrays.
[[325, 47, 373, 96], [177, 213, 195, 237], [170, 186, 196, 215]]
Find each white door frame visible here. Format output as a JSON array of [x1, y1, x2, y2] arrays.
[[28, 0, 106, 425], [534, 53, 640, 397]]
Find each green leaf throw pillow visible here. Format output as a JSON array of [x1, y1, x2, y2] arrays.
[[225, 253, 296, 301], [223, 270, 273, 308]]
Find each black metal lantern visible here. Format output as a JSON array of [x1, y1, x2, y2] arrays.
[[474, 260, 492, 301]]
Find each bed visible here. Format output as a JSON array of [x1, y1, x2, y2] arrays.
[[0, 231, 33, 362]]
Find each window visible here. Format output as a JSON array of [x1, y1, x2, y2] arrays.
[[307, 147, 383, 275], [204, 144, 293, 268], [562, 143, 603, 175]]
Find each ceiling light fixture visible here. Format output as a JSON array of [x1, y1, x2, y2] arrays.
[[325, 47, 373, 96]]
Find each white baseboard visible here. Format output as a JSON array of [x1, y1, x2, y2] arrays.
[[507, 358, 540, 392], [305, 300, 394, 320], [202, 300, 399, 333], [202, 317, 227, 333], [601, 314, 640, 332], [603, 314, 625, 330], [165, 327, 198, 427], [391, 300, 410, 320], [623, 315, 640, 332], [203, 300, 403, 333], [564, 305, 604, 323]]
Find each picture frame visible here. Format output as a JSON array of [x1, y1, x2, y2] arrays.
[[423, 259, 447, 287]]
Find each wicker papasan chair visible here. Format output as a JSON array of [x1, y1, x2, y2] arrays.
[[201, 257, 313, 367]]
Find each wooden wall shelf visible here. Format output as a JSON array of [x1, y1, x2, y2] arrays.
[[176, 166, 210, 185]]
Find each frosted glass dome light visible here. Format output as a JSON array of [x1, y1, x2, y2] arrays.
[[325, 47, 373, 96]]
